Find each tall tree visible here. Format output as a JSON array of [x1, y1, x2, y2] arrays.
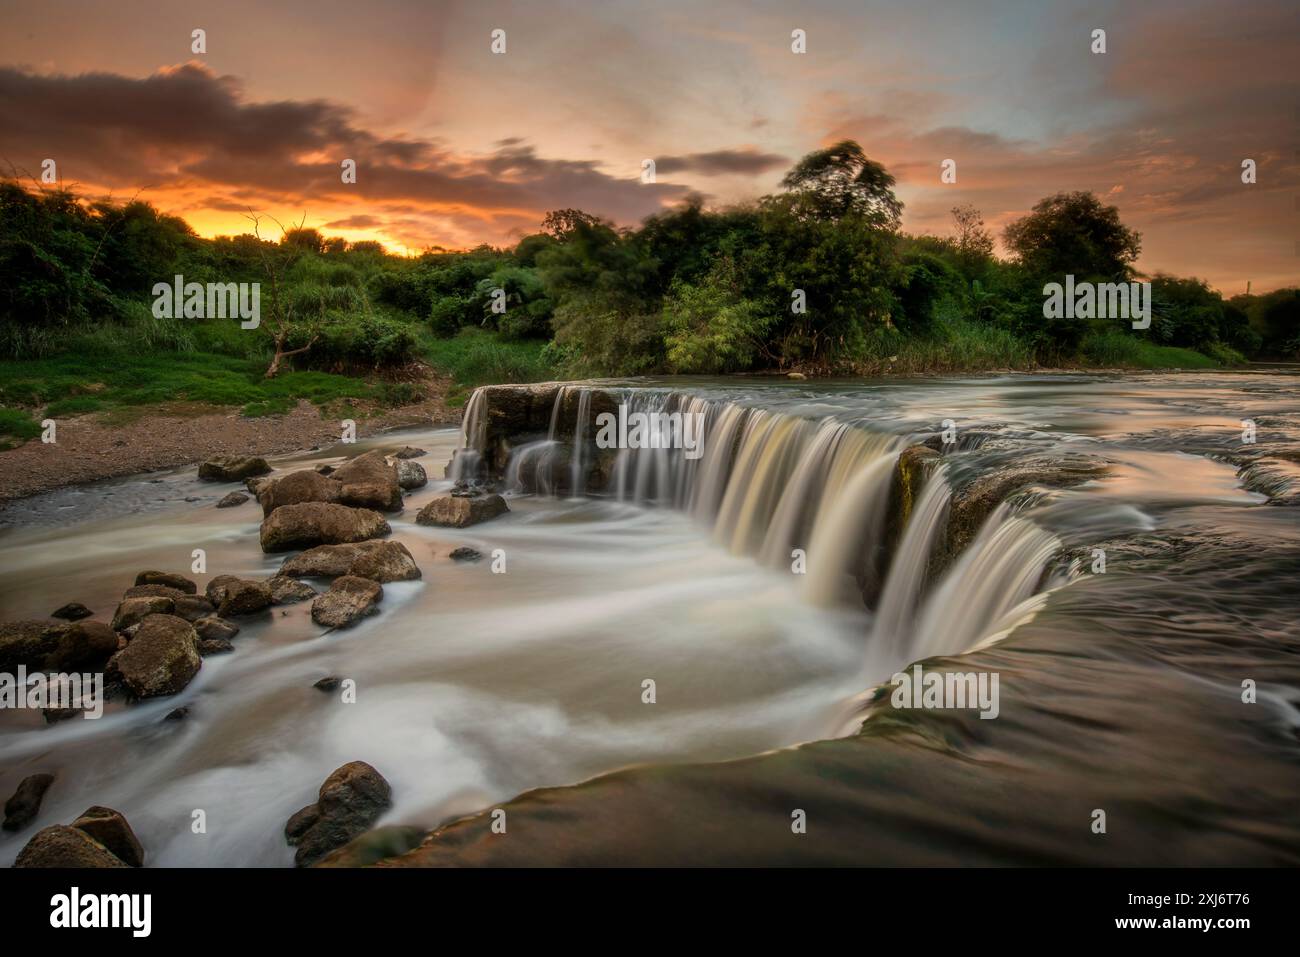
[[779, 140, 903, 227], [1003, 191, 1141, 281]]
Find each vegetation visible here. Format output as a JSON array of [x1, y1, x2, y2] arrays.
[[2, 140, 1296, 446]]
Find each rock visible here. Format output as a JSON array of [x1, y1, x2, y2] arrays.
[[50, 602, 93, 621], [0, 620, 64, 671], [256, 469, 343, 517], [165, 706, 189, 721], [315, 825, 425, 868], [416, 493, 509, 529], [395, 459, 427, 490], [267, 576, 318, 605], [392, 446, 427, 459], [281, 540, 421, 583], [109, 614, 201, 698], [216, 491, 250, 508], [285, 761, 392, 867], [315, 464, 336, 476], [198, 455, 271, 482], [332, 449, 403, 512], [3, 773, 55, 831], [194, 617, 240, 642], [204, 575, 273, 617], [47, 620, 119, 672], [134, 570, 199, 594], [111, 596, 174, 632], [314, 676, 341, 692], [245, 475, 274, 496], [123, 583, 189, 601], [196, 638, 234, 656], [173, 595, 216, 622], [13, 825, 128, 868], [260, 503, 390, 553], [787, 371, 807, 379], [448, 546, 482, 562], [311, 576, 383, 629], [71, 806, 145, 867]]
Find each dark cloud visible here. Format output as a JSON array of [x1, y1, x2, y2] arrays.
[[655, 148, 788, 176]]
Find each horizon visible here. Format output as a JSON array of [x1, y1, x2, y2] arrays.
[[1, 0, 1297, 293]]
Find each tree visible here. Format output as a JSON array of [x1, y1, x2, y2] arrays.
[[951, 204, 994, 268], [1003, 191, 1140, 281], [541, 208, 605, 240], [779, 140, 902, 227], [247, 213, 320, 378]]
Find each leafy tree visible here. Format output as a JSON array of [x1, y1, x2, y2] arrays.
[[779, 140, 902, 227], [1003, 191, 1141, 281]]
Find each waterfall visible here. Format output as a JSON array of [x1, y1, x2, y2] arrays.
[[447, 387, 488, 482], [872, 464, 952, 648]]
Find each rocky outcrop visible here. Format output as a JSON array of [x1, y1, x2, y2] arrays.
[[332, 449, 403, 512], [310, 576, 383, 629], [134, 570, 198, 594], [416, 493, 509, 528], [395, 459, 427, 490], [108, 614, 201, 698], [71, 806, 144, 867], [260, 503, 390, 553], [198, 455, 271, 482], [280, 541, 420, 583], [50, 602, 93, 621], [204, 576, 273, 617], [267, 576, 318, 605], [285, 761, 392, 867], [13, 825, 128, 868], [3, 773, 55, 831]]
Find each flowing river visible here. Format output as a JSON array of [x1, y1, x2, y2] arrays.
[[2, 371, 1299, 866]]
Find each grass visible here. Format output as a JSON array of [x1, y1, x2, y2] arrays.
[[0, 406, 41, 449], [1079, 329, 1220, 369], [423, 327, 556, 405], [845, 318, 1035, 374]]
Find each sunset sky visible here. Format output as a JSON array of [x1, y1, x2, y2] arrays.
[[1, 0, 1296, 292]]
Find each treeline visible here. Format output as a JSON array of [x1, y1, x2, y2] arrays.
[[2, 141, 1297, 379]]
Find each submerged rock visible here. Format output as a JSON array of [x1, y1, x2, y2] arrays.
[[260, 502, 391, 553], [448, 546, 482, 562], [216, 491, 250, 508], [14, 825, 128, 868], [204, 576, 273, 617], [416, 493, 509, 529], [50, 602, 93, 621], [135, 571, 198, 594], [314, 676, 341, 692], [267, 576, 319, 605], [196, 638, 234, 656], [108, 614, 201, 698], [3, 773, 56, 832], [316, 825, 426, 868], [285, 761, 392, 867], [71, 806, 144, 867], [279, 540, 420, 583], [311, 576, 383, 629], [198, 455, 271, 482], [392, 446, 427, 460]]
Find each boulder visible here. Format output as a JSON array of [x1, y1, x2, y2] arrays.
[[311, 576, 383, 630], [245, 475, 274, 496], [123, 583, 188, 601], [134, 571, 198, 594], [257, 469, 343, 517], [395, 459, 427, 490], [3, 773, 55, 831], [260, 503, 390, 553], [173, 595, 216, 622], [198, 455, 271, 482], [50, 602, 93, 621], [13, 825, 127, 868], [204, 575, 273, 617], [71, 806, 144, 867], [281, 541, 420, 583], [285, 761, 392, 867], [111, 596, 174, 632], [267, 576, 318, 605], [315, 825, 425, 868], [0, 620, 64, 671], [216, 491, 250, 508], [47, 620, 119, 672], [332, 449, 403, 512], [109, 614, 201, 699], [416, 493, 509, 529], [448, 546, 482, 562], [194, 617, 240, 642]]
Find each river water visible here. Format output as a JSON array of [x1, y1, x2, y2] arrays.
[[2, 371, 1298, 866]]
